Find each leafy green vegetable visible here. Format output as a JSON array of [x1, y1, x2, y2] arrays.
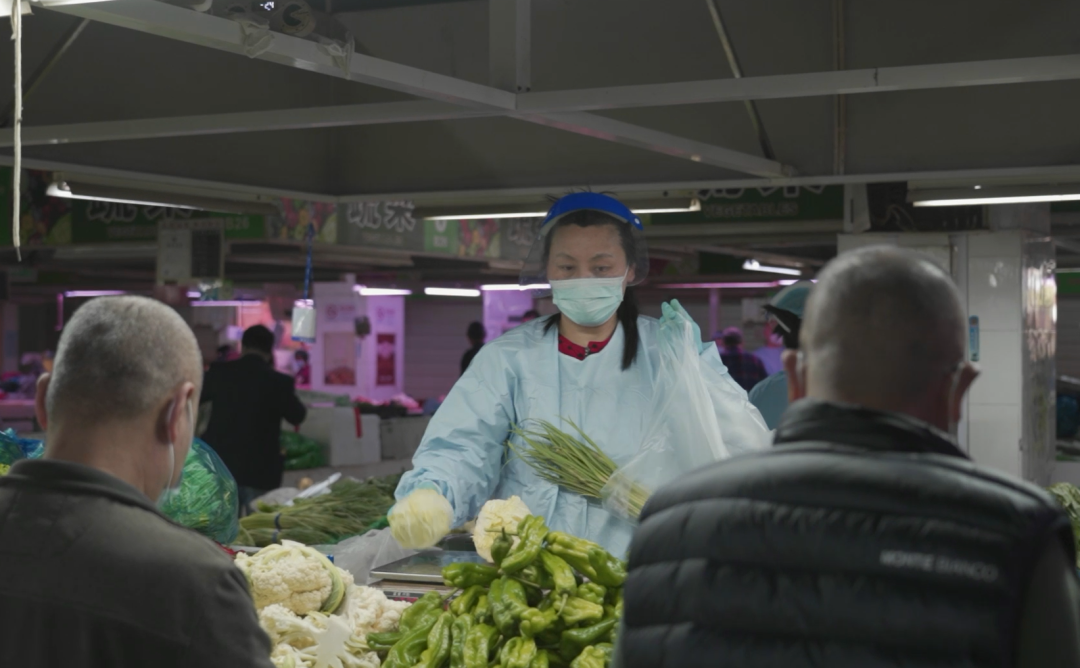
[[1048, 482, 1080, 567]]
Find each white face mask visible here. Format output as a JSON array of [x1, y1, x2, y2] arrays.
[[157, 399, 192, 508], [550, 272, 627, 328]]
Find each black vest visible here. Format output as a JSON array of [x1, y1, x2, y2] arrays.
[[620, 401, 1074, 668]]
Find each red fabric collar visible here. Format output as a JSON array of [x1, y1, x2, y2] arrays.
[[558, 333, 614, 361]]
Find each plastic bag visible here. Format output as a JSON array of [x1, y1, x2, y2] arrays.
[[282, 431, 326, 470], [326, 528, 420, 584], [0, 428, 44, 466], [601, 311, 770, 520], [160, 438, 240, 544]]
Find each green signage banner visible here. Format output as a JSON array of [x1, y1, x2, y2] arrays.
[[652, 185, 845, 225], [0, 168, 267, 247]]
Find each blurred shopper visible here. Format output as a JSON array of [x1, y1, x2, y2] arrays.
[[716, 326, 768, 392], [751, 322, 784, 375], [201, 325, 306, 515], [460, 321, 486, 375], [748, 281, 813, 429], [617, 247, 1080, 668], [293, 349, 311, 387], [0, 296, 273, 668]]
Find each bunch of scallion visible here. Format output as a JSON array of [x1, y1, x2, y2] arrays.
[[239, 477, 397, 547], [508, 419, 652, 518]]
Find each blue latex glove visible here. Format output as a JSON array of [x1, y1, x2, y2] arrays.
[[661, 299, 711, 354]]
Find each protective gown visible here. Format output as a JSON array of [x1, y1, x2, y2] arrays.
[[396, 316, 767, 556]]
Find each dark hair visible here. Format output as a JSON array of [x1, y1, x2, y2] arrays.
[[721, 327, 743, 348], [242, 325, 275, 355], [542, 210, 641, 370], [467, 321, 486, 342], [294, 349, 309, 362], [523, 310, 540, 319]]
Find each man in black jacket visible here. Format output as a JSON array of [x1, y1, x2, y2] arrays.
[[617, 246, 1080, 668], [0, 296, 272, 668], [201, 325, 306, 513]]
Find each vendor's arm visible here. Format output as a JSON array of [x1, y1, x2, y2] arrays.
[[396, 347, 512, 527]]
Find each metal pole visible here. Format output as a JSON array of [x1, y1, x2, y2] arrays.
[[709, 288, 721, 341], [0, 18, 90, 128], [833, 0, 846, 175], [704, 0, 776, 161]]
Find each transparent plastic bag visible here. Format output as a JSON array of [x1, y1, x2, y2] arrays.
[[160, 438, 240, 544], [0, 428, 44, 466], [601, 311, 770, 520], [327, 528, 420, 584]]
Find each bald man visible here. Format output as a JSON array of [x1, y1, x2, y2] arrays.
[[618, 247, 1080, 668], [0, 297, 273, 668]]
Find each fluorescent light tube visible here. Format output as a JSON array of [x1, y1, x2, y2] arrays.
[[48, 181, 201, 210], [355, 287, 413, 296], [425, 287, 481, 297], [743, 260, 802, 276], [913, 193, 1080, 207], [63, 290, 125, 298], [481, 284, 550, 291]]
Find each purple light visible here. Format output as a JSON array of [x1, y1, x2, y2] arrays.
[[191, 300, 259, 307], [658, 282, 783, 289], [63, 290, 126, 298]]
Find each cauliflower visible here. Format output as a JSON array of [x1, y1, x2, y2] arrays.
[[472, 496, 531, 562], [260, 606, 378, 668], [235, 541, 340, 615], [339, 584, 412, 638]]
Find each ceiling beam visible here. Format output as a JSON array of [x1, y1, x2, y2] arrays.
[[515, 111, 790, 177], [48, 0, 516, 110], [489, 0, 531, 93], [46, 0, 790, 177], [0, 100, 500, 148], [518, 54, 1080, 113]]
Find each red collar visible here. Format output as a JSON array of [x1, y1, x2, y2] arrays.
[[558, 333, 614, 360]]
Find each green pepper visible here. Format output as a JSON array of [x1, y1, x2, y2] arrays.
[[530, 649, 551, 668], [569, 644, 612, 668], [539, 550, 577, 598], [367, 631, 402, 654], [576, 583, 606, 607], [501, 516, 549, 574], [450, 585, 485, 617], [519, 606, 560, 639], [399, 591, 446, 633], [586, 549, 626, 588], [491, 529, 513, 567], [545, 532, 602, 581], [559, 596, 604, 627], [558, 618, 618, 662], [518, 563, 555, 591], [500, 637, 538, 668], [382, 610, 441, 668], [472, 593, 492, 624], [413, 611, 453, 668], [443, 562, 501, 589], [450, 614, 474, 668], [492, 576, 529, 636], [463, 623, 499, 668]]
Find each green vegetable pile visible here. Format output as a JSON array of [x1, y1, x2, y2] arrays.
[[1049, 482, 1080, 566], [159, 438, 239, 544], [0, 462, 9, 476], [237, 475, 401, 547], [373, 514, 624, 668], [282, 431, 327, 471]]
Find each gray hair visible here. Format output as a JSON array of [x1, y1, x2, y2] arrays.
[[801, 246, 966, 407], [47, 296, 202, 426]]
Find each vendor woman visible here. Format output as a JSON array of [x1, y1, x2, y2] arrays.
[[389, 193, 769, 555]]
